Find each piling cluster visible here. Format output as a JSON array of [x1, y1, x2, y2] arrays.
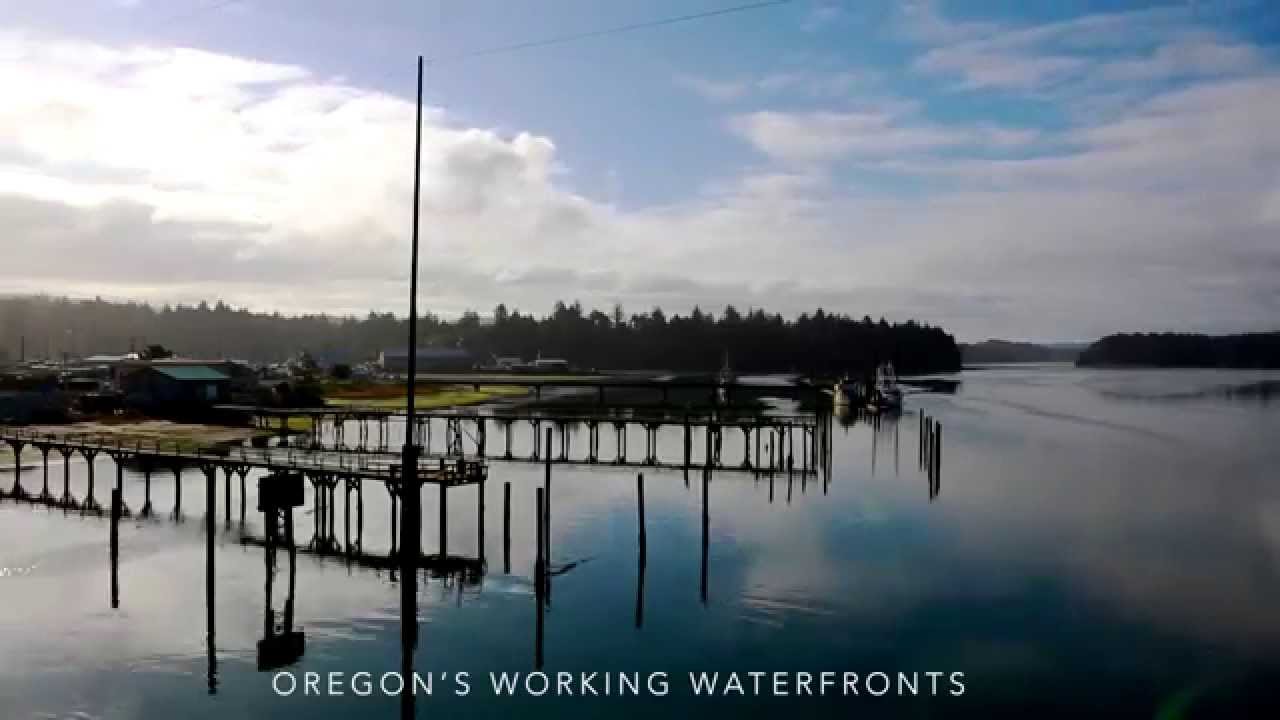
[[918, 411, 942, 499]]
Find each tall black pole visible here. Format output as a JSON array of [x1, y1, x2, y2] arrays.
[[400, 55, 424, 720]]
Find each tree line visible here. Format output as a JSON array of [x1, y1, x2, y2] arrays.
[[0, 295, 961, 375], [1077, 332, 1280, 368]]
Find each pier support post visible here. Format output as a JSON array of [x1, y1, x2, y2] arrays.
[[142, 463, 153, 517], [39, 445, 51, 500], [204, 464, 217, 695], [238, 468, 248, 526], [477, 471, 485, 563], [60, 448, 73, 506], [543, 428, 553, 571], [10, 439, 25, 499], [701, 444, 709, 606], [223, 467, 233, 527], [503, 481, 511, 574], [110, 487, 121, 609], [173, 466, 183, 520], [636, 472, 646, 630], [439, 460, 447, 558], [83, 449, 99, 512], [535, 486, 545, 670]]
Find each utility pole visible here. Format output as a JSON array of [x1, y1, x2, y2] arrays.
[[399, 55, 425, 713]]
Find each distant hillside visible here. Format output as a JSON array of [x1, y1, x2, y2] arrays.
[[1077, 332, 1280, 368], [962, 339, 1081, 364]]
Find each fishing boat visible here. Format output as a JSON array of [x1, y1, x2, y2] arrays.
[[871, 362, 903, 410], [716, 352, 735, 405]]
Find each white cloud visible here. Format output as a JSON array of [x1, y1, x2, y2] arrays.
[[674, 68, 878, 103], [906, 2, 1262, 92], [727, 109, 1035, 164], [0, 25, 1278, 341], [673, 74, 750, 102]]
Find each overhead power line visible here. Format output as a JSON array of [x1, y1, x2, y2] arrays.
[[423, 0, 793, 65], [152, 0, 243, 29]]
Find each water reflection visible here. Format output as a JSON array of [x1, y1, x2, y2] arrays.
[[4, 368, 1280, 717]]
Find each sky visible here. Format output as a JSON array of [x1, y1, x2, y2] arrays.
[[0, 0, 1277, 342]]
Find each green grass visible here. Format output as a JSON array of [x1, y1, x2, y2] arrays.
[[324, 385, 528, 410]]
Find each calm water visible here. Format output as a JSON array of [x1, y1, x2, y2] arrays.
[[3, 365, 1280, 718]]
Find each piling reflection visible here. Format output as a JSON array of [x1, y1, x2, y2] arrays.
[[0, 401, 866, 715]]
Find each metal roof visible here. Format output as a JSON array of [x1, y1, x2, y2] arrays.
[[151, 365, 229, 382]]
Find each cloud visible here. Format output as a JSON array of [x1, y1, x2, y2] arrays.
[[906, 2, 1262, 92], [674, 68, 878, 103], [0, 23, 1278, 341], [728, 109, 1034, 164], [673, 74, 750, 102]]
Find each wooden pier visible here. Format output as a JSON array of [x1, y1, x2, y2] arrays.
[[218, 405, 832, 476], [0, 426, 487, 535]]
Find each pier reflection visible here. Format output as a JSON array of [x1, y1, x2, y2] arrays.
[[0, 402, 861, 713]]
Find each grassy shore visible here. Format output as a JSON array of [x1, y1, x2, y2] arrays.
[[321, 381, 529, 410], [17, 419, 265, 451]]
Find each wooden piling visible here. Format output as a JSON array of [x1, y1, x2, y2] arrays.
[[503, 481, 511, 574], [535, 486, 545, 670], [636, 473, 646, 546], [110, 487, 121, 609], [700, 460, 709, 606], [918, 412, 925, 466], [932, 422, 942, 481], [204, 466, 216, 688], [439, 462, 448, 558], [543, 427, 552, 567], [635, 472, 647, 630]]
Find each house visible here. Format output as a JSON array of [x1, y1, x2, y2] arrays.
[[532, 357, 570, 372], [493, 356, 524, 370], [120, 364, 230, 409], [378, 347, 474, 373]]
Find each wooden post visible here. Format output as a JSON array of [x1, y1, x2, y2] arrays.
[[143, 464, 152, 516], [683, 419, 691, 469], [439, 466, 448, 558], [40, 446, 49, 498], [204, 465, 216, 694], [635, 472, 647, 630], [755, 425, 762, 470], [174, 467, 182, 517], [477, 471, 485, 563], [62, 448, 72, 504], [933, 423, 942, 481], [636, 473, 647, 547], [503, 481, 511, 574], [110, 487, 121, 609], [535, 487, 545, 670], [390, 486, 399, 556], [344, 479, 352, 554], [919, 412, 925, 466], [701, 458, 709, 606], [543, 427, 552, 566], [356, 479, 363, 551]]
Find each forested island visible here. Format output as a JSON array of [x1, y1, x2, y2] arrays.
[[1077, 332, 1280, 368], [0, 295, 961, 375], [962, 339, 1081, 364]]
